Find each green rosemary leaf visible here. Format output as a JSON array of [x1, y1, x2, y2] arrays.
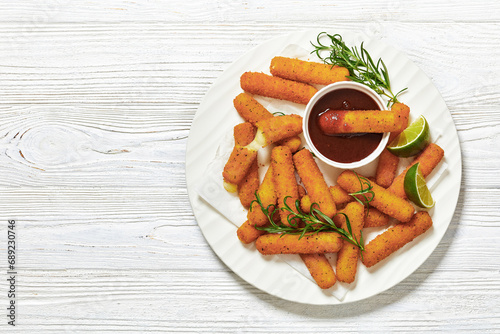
[[311, 32, 407, 107]]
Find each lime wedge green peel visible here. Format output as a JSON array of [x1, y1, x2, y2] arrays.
[[404, 163, 435, 209], [387, 115, 430, 157]]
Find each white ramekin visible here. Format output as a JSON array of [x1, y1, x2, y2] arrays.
[[303, 81, 390, 169]]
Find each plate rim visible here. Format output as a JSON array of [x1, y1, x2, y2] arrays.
[[186, 29, 462, 305]]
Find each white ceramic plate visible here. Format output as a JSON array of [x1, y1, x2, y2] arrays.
[[186, 30, 461, 304]]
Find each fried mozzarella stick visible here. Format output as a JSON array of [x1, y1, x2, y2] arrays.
[[222, 145, 258, 193], [293, 149, 337, 218], [237, 220, 268, 244], [300, 254, 336, 289], [271, 146, 300, 226], [387, 143, 445, 198], [317, 109, 406, 134], [240, 71, 318, 105], [300, 185, 352, 213], [334, 202, 365, 283], [223, 114, 302, 192], [233, 92, 274, 125], [234, 123, 259, 208], [270, 56, 349, 85], [238, 160, 259, 208], [278, 135, 302, 153], [301, 186, 390, 228], [233, 93, 302, 152], [247, 166, 277, 227], [337, 170, 414, 223], [375, 149, 400, 188], [364, 207, 390, 228], [375, 103, 410, 188], [233, 121, 257, 145], [390, 102, 411, 141], [255, 232, 343, 255], [254, 114, 303, 147], [362, 211, 433, 267]]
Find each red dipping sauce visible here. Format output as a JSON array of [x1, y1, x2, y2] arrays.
[[308, 88, 383, 163]]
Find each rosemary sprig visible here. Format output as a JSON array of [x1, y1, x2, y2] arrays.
[[311, 32, 408, 107], [253, 194, 365, 253], [349, 172, 375, 210]]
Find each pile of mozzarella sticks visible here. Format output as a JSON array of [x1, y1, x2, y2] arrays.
[[221, 56, 444, 289]]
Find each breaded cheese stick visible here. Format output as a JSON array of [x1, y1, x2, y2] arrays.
[[240, 71, 318, 105], [238, 160, 259, 208], [334, 202, 365, 283], [329, 185, 353, 206], [271, 146, 300, 226], [318, 109, 406, 134], [270, 56, 349, 85], [300, 254, 336, 289], [300, 185, 353, 213], [233, 92, 302, 151], [223, 115, 302, 192], [234, 122, 260, 208], [233, 92, 274, 125], [278, 135, 302, 153], [375, 149, 400, 188], [237, 220, 268, 244], [222, 145, 258, 192], [233, 122, 256, 145], [337, 170, 414, 223], [254, 114, 303, 147], [293, 149, 336, 218], [247, 165, 278, 227], [362, 211, 433, 267], [390, 102, 411, 141], [388, 143, 445, 198], [364, 207, 390, 228], [376, 103, 409, 189], [255, 232, 343, 255]]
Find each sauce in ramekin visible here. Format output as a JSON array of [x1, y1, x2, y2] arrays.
[[307, 88, 383, 163]]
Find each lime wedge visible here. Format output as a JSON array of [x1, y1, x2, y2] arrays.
[[387, 115, 430, 157], [404, 163, 435, 209]]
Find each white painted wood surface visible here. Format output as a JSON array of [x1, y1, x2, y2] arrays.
[[0, 0, 499, 332]]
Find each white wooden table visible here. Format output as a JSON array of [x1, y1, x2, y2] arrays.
[[0, 1, 499, 332]]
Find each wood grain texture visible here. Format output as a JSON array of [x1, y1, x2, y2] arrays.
[[0, 0, 498, 332]]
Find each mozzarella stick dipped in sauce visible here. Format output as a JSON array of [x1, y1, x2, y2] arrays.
[[337, 170, 415, 223], [362, 211, 433, 268], [240, 72, 318, 105], [333, 202, 365, 283], [270, 146, 300, 226], [233, 92, 302, 152], [270, 56, 349, 85], [255, 232, 343, 255], [387, 143, 445, 198], [247, 165, 278, 227], [234, 122, 259, 208], [293, 148, 336, 218], [318, 109, 407, 134], [375, 103, 410, 188], [300, 254, 336, 289]]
